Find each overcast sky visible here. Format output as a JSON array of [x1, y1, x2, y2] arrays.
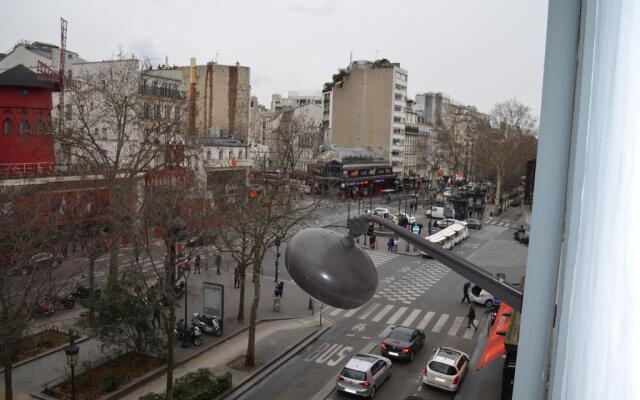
[[2, 0, 548, 116]]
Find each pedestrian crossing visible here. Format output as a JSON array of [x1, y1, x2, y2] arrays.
[[482, 218, 517, 228], [362, 249, 397, 268], [325, 303, 480, 341], [373, 259, 449, 303]]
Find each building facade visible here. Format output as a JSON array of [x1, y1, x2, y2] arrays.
[[325, 60, 408, 177]]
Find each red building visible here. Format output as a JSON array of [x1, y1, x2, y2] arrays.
[[0, 65, 57, 175]]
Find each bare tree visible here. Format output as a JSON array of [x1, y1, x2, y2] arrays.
[[56, 58, 185, 289], [0, 188, 80, 400], [485, 98, 537, 204]]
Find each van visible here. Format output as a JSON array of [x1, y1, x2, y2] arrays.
[[425, 206, 454, 219]]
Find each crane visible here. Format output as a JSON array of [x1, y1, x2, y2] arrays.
[[36, 17, 68, 136]]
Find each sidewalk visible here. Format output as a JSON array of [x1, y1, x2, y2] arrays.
[[3, 267, 318, 400], [125, 317, 327, 399]]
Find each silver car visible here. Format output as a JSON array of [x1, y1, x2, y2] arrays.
[[336, 353, 392, 398], [422, 347, 469, 392]]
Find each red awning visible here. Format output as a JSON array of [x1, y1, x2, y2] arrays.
[[475, 303, 513, 369]]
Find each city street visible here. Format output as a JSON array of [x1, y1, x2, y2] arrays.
[[240, 203, 528, 400]]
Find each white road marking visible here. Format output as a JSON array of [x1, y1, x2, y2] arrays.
[[448, 317, 465, 336], [329, 308, 343, 316], [372, 305, 394, 322], [432, 314, 450, 333], [416, 311, 435, 330], [377, 325, 394, 338], [343, 306, 362, 318], [401, 309, 422, 327], [358, 303, 381, 320], [462, 320, 479, 339], [386, 307, 408, 325]]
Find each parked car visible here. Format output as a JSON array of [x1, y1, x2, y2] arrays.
[[379, 326, 425, 362], [465, 218, 482, 230], [469, 284, 494, 307], [373, 207, 390, 217], [396, 213, 416, 225], [422, 347, 470, 392], [435, 218, 458, 228], [336, 353, 392, 398], [13, 252, 59, 276], [186, 235, 204, 247]]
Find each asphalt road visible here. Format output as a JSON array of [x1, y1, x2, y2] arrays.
[[238, 206, 528, 400]]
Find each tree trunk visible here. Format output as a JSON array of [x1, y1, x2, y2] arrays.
[[164, 238, 176, 400], [245, 256, 262, 367], [88, 256, 96, 327], [3, 353, 13, 400], [237, 262, 246, 321], [107, 229, 120, 289], [495, 170, 503, 206]]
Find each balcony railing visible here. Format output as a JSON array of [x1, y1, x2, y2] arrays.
[[0, 162, 93, 179], [203, 158, 252, 169]]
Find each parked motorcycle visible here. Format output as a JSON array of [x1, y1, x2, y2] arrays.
[[58, 293, 76, 309], [192, 313, 223, 337], [174, 319, 203, 346]]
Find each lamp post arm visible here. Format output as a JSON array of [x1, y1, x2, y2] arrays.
[[349, 214, 523, 311]]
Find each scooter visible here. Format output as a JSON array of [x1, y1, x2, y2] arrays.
[[58, 293, 76, 309], [192, 313, 223, 337], [175, 319, 203, 346]]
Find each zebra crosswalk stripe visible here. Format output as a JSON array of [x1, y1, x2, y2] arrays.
[[448, 316, 465, 336], [401, 309, 422, 327], [343, 306, 362, 318], [462, 320, 479, 339], [432, 314, 450, 333], [416, 311, 435, 330], [386, 307, 408, 325], [377, 325, 394, 339], [329, 308, 343, 316], [359, 303, 381, 320], [372, 305, 394, 322]]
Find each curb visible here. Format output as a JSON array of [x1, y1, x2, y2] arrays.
[[29, 316, 309, 400], [0, 334, 91, 375], [221, 321, 333, 400], [106, 316, 306, 400]]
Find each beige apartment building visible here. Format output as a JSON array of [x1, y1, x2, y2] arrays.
[[326, 60, 408, 177], [149, 62, 250, 142]]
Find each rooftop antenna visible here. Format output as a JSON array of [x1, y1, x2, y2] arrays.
[[349, 51, 352, 65], [215, 53, 219, 63], [374, 49, 379, 60], [165, 55, 168, 66]]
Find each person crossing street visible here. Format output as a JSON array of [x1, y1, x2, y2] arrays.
[[467, 304, 477, 330], [461, 281, 471, 303]]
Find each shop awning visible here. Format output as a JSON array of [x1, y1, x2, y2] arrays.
[[476, 302, 513, 369]]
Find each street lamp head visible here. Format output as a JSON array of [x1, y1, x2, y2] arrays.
[[285, 227, 377, 309], [65, 339, 79, 367]]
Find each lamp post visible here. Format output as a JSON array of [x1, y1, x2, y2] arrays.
[[274, 237, 281, 283], [181, 266, 191, 348], [65, 336, 79, 400]]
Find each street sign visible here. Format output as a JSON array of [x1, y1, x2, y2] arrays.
[[203, 282, 224, 324]]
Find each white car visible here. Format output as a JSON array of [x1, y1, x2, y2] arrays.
[[469, 284, 494, 307], [423, 347, 469, 392], [435, 218, 458, 228], [373, 207, 390, 217], [336, 353, 392, 398]]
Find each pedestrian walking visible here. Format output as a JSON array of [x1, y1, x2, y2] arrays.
[[194, 255, 201, 274], [393, 237, 399, 252], [467, 304, 477, 330], [461, 282, 471, 303], [370, 233, 376, 249], [215, 254, 222, 275], [274, 281, 284, 297], [234, 267, 240, 288], [387, 237, 394, 252]]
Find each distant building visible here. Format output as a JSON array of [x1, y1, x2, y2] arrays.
[[271, 91, 322, 111], [0, 41, 85, 74], [323, 60, 408, 177], [149, 62, 250, 142], [309, 146, 394, 197]]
